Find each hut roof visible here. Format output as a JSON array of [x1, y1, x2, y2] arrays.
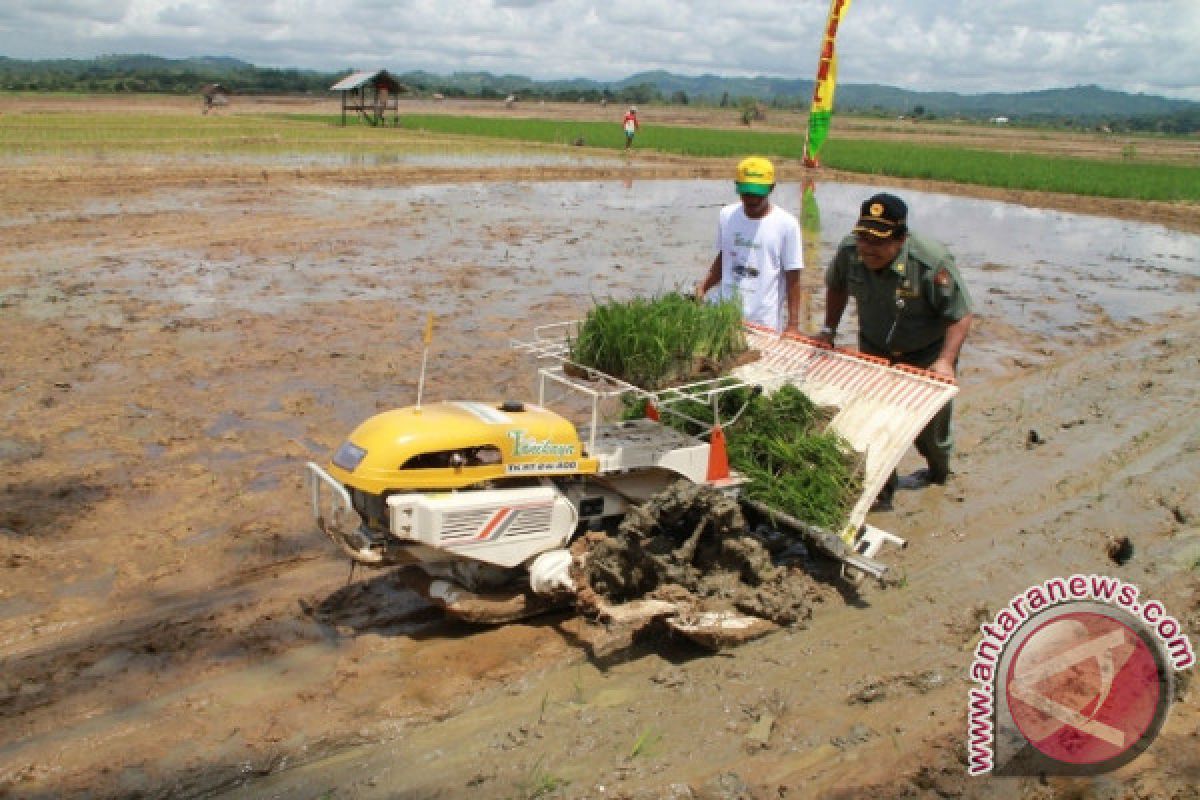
[[330, 69, 405, 93]]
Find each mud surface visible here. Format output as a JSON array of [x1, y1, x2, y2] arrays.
[[582, 482, 818, 627], [1, 95, 1199, 799]]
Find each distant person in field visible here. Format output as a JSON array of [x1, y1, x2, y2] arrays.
[[695, 156, 803, 334], [622, 106, 639, 149], [815, 192, 974, 511]]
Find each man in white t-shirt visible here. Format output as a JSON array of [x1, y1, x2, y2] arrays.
[[695, 156, 803, 333]]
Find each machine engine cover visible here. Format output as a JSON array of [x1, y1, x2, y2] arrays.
[[386, 485, 578, 568]]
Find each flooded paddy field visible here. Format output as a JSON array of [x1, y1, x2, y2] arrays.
[[1, 134, 1198, 799]]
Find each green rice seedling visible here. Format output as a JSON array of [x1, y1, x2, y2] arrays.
[[649, 383, 860, 531], [733, 431, 861, 530], [629, 727, 662, 759], [722, 386, 861, 531], [513, 756, 567, 800], [568, 292, 746, 390]]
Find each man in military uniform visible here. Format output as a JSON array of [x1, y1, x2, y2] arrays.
[[815, 192, 973, 511]]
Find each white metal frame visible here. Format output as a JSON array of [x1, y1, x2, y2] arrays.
[[511, 321, 760, 455], [511, 321, 955, 575]]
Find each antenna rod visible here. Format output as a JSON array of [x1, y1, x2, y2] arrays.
[[416, 313, 433, 410]]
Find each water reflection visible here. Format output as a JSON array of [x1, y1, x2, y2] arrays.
[[799, 179, 824, 330], [779, 181, 1198, 371], [9, 180, 1197, 358], [183, 150, 628, 169]]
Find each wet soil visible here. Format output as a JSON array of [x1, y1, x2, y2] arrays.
[[1, 94, 1198, 799], [580, 481, 818, 628]]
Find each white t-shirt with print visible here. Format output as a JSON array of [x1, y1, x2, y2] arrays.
[[714, 203, 803, 331]]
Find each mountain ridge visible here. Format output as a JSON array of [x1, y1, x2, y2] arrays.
[[1, 54, 1196, 123]]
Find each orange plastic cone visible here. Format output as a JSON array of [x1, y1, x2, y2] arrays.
[[707, 423, 730, 481]]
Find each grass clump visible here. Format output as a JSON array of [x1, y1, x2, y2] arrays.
[[567, 292, 746, 390], [512, 756, 567, 799]]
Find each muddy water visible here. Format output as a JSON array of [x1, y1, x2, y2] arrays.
[[236, 151, 631, 169], [1, 169, 1198, 798], [12, 179, 1194, 322]]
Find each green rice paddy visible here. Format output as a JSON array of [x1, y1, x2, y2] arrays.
[[390, 113, 1200, 203], [1, 103, 1195, 203]]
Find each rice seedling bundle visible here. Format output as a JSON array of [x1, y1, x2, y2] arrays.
[[567, 292, 747, 390], [574, 293, 860, 530], [724, 386, 861, 531], [652, 384, 861, 531]]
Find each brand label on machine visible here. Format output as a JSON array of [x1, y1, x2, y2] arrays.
[[508, 430, 575, 457]]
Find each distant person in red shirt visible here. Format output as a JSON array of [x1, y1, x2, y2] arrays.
[[622, 107, 639, 150]]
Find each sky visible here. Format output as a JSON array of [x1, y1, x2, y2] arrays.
[[2, 0, 1199, 102]]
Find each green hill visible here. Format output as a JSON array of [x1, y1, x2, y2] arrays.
[[2, 55, 1196, 131]]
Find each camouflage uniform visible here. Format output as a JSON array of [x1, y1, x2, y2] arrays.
[[826, 231, 973, 480]]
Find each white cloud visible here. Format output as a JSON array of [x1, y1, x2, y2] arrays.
[[0, 0, 1195, 101]]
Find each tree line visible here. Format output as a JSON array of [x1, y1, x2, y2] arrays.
[[1, 55, 1195, 134], [0, 57, 332, 95]]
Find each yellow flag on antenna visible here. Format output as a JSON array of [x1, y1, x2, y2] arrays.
[[423, 313, 434, 346]]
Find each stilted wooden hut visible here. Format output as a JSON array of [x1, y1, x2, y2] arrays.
[[200, 83, 231, 114], [330, 69, 407, 126]]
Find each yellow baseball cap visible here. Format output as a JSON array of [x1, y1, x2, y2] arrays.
[[735, 156, 775, 196]]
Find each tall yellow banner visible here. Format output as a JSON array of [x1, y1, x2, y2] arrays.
[[804, 0, 852, 167]]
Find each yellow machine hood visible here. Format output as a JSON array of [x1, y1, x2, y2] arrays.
[[327, 401, 597, 493]]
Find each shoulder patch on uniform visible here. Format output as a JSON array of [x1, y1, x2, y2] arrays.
[[934, 268, 951, 287]]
